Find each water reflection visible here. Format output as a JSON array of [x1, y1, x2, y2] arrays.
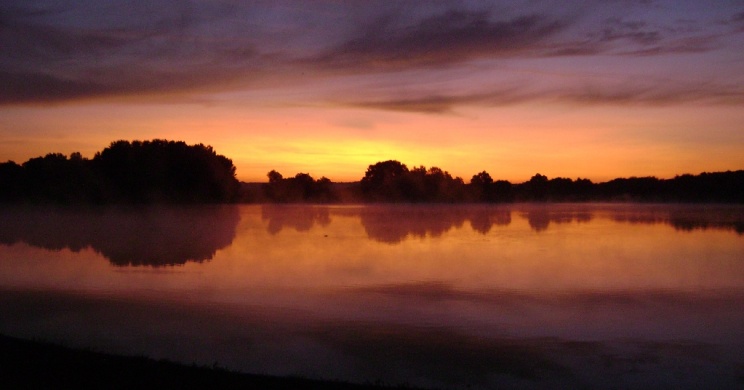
[[469, 208, 511, 234], [259, 204, 744, 241], [522, 207, 593, 232], [608, 204, 744, 235], [362, 206, 501, 240], [261, 205, 515, 243], [0, 204, 743, 389], [0, 205, 239, 266], [260, 204, 330, 234]]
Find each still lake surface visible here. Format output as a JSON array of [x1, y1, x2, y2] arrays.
[[0, 204, 743, 389]]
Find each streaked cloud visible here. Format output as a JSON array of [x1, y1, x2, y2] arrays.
[[307, 11, 567, 70], [725, 10, 744, 32], [339, 81, 744, 114], [1, 0, 743, 111], [0, 1, 262, 103]]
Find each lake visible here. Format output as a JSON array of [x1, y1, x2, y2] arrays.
[[0, 204, 743, 389]]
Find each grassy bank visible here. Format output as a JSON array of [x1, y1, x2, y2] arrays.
[[0, 334, 419, 389]]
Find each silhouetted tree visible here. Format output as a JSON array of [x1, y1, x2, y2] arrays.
[[93, 140, 239, 203], [3, 146, 744, 204], [267, 170, 283, 183], [360, 161, 467, 202], [573, 178, 594, 201], [0, 161, 23, 201], [596, 176, 661, 201], [18, 152, 103, 203], [423, 167, 465, 202], [519, 173, 549, 201], [0, 140, 239, 204], [360, 160, 410, 202], [314, 176, 337, 203], [263, 171, 338, 203], [492, 180, 514, 202], [469, 171, 494, 202]]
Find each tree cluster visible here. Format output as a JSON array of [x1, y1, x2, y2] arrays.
[[0, 140, 240, 203], [359, 160, 467, 202], [262, 170, 337, 203], [594, 172, 744, 202], [356, 161, 586, 203], [3, 144, 743, 204], [265, 160, 744, 204]]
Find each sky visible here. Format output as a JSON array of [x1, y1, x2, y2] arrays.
[[1, 0, 743, 183]]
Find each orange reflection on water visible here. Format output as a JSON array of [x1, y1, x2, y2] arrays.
[[217, 205, 744, 293], [1, 204, 742, 318], [1, 204, 743, 388], [0, 205, 742, 295]]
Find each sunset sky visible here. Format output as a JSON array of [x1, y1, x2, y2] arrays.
[[2, 0, 743, 183]]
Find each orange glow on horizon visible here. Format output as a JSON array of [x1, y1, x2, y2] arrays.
[[2, 1, 744, 186], [1, 102, 743, 184]]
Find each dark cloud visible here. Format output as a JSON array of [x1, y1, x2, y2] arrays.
[[341, 82, 744, 113], [344, 89, 535, 114], [558, 83, 744, 105], [0, 2, 261, 104], [308, 8, 730, 72], [0, 1, 742, 106], [731, 11, 744, 31], [309, 10, 567, 70], [1, 10, 143, 61], [596, 18, 661, 45], [618, 35, 719, 56], [553, 15, 723, 57], [0, 71, 110, 104]]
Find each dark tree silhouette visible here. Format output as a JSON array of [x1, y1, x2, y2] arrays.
[[18, 153, 103, 203], [519, 173, 549, 201], [360, 160, 410, 201], [418, 167, 465, 202], [492, 180, 514, 202], [469, 171, 493, 202], [94, 140, 239, 203], [263, 171, 338, 203], [0, 140, 239, 204], [3, 146, 744, 204], [359, 161, 466, 202], [267, 170, 283, 183], [0, 161, 24, 202]]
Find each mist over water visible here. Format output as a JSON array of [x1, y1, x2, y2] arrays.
[[0, 204, 743, 389]]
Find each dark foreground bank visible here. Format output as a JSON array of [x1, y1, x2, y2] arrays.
[[0, 334, 420, 390]]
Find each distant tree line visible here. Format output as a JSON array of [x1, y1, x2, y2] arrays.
[[260, 160, 744, 204], [360, 160, 466, 202], [3, 144, 743, 204], [262, 170, 337, 203], [0, 140, 240, 203]]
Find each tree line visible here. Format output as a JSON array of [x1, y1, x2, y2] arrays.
[[261, 160, 744, 203], [1, 143, 742, 203], [0, 140, 240, 203]]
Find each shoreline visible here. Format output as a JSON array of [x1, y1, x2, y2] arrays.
[[0, 334, 421, 390]]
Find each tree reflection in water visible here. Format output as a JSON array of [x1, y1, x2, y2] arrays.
[[260, 205, 330, 235], [259, 204, 744, 242], [0, 205, 240, 266]]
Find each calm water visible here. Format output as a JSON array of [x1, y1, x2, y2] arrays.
[[0, 204, 743, 389]]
